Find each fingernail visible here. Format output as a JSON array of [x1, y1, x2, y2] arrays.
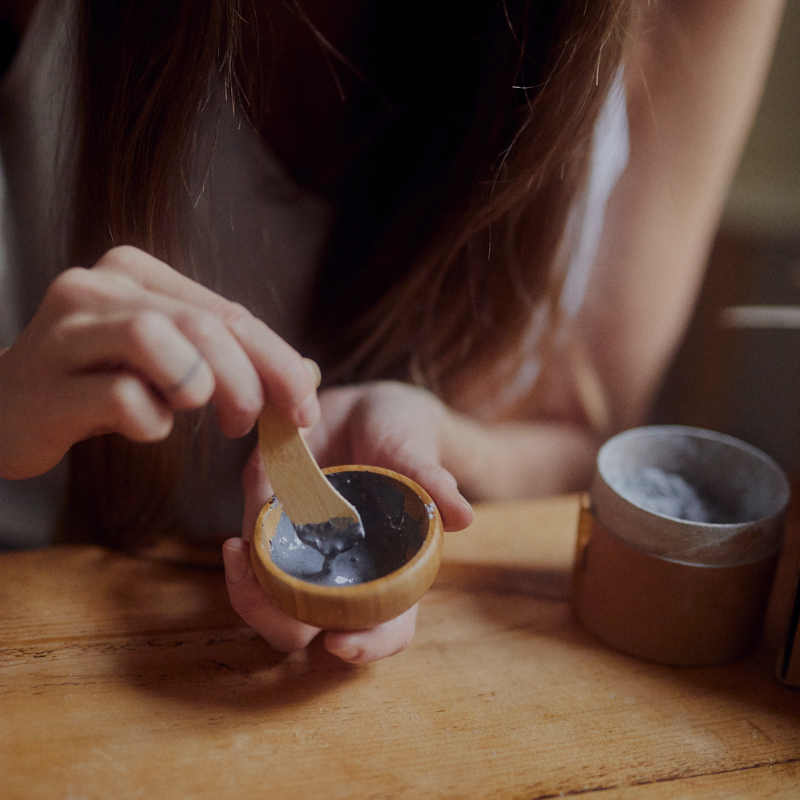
[[454, 490, 474, 514], [296, 392, 320, 428], [303, 358, 322, 388], [456, 491, 473, 511], [222, 538, 250, 583]]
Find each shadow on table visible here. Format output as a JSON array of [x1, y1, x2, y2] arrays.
[[431, 549, 800, 723], [101, 550, 365, 712], [434, 560, 571, 600]]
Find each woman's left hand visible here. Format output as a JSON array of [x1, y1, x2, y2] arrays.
[[222, 380, 473, 664], [306, 381, 474, 532]]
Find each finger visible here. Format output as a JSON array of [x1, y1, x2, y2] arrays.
[[360, 427, 474, 532], [131, 279, 315, 433], [65, 372, 174, 441], [49, 264, 264, 433], [398, 460, 474, 533], [0, 369, 174, 477], [237, 322, 321, 428], [95, 247, 320, 427], [303, 358, 322, 389], [57, 309, 215, 411], [336, 384, 473, 532], [170, 306, 265, 437], [324, 604, 419, 664], [222, 537, 321, 652]]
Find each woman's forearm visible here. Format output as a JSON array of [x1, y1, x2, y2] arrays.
[[442, 409, 600, 502], [580, 0, 786, 431]]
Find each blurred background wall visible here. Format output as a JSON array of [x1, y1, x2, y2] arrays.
[[654, 0, 800, 475]]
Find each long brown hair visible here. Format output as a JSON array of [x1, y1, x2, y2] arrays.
[[306, 1, 633, 409], [63, 0, 634, 545]]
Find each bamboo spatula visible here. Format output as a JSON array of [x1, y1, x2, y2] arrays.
[[258, 406, 365, 557]]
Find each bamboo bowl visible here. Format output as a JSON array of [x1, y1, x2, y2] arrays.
[[250, 465, 444, 630]]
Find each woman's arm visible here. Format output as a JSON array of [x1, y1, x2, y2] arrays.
[[582, 0, 786, 431], [444, 0, 787, 501]]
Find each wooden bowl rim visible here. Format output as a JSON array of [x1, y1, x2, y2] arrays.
[[252, 464, 443, 600]]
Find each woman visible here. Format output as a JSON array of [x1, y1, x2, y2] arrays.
[[0, 0, 785, 661]]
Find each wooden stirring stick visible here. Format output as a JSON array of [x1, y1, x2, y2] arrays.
[[258, 366, 365, 557]]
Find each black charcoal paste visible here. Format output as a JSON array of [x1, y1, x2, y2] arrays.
[[270, 471, 426, 586]]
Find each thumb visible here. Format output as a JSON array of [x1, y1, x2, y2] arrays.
[[368, 427, 472, 532], [400, 459, 474, 532]]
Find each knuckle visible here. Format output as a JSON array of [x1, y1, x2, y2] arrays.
[[231, 389, 263, 419], [96, 246, 171, 285], [181, 308, 223, 344], [47, 267, 95, 311], [96, 245, 143, 273], [266, 626, 316, 653], [123, 309, 170, 353], [46, 262, 143, 316], [373, 429, 414, 463], [229, 590, 271, 629], [227, 587, 258, 619], [221, 301, 256, 333]]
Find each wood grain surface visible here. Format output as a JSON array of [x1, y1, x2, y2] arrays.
[[2, 494, 799, 800]]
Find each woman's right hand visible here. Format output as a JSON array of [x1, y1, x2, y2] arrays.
[[0, 245, 320, 480]]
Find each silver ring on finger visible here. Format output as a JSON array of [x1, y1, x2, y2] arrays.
[[166, 352, 205, 394]]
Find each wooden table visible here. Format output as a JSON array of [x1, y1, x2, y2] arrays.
[[2, 494, 799, 799]]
